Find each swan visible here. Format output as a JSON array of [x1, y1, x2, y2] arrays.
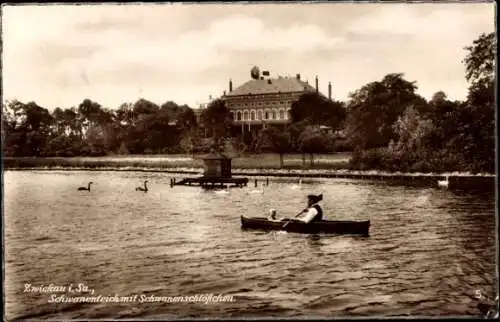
[[78, 182, 93, 191], [136, 180, 148, 192], [437, 175, 449, 188], [249, 184, 265, 194], [290, 178, 302, 190], [214, 185, 230, 194]]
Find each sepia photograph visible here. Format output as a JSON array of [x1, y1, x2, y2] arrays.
[[2, 2, 498, 320]]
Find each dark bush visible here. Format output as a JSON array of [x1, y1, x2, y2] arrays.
[[349, 148, 387, 170]]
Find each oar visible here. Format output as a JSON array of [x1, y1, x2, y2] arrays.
[[282, 210, 306, 228]]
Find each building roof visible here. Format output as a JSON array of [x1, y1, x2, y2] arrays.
[[226, 77, 317, 97]]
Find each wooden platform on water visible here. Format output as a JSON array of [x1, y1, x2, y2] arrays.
[[171, 176, 249, 189]]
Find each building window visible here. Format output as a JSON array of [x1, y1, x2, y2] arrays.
[[287, 109, 291, 120], [251, 111, 255, 121], [279, 110, 285, 119], [230, 112, 234, 120], [271, 111, 276, 120], [237, 111, 242, 121], [257, 110, 262, 120], [265, 111, 269, 120], [243, 111, 248, 121]]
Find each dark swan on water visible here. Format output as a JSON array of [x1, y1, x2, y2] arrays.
[[78, 182, 93, 191], [136, 180, 149, 192]]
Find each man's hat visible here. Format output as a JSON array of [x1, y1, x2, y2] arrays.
[[307, 194, 323, 203]]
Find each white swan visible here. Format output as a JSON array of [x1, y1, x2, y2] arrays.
[[290, 178, 302, 190], [437, 175, 449, 188], [214, 185, 230, 195], [249, 184, 265, 194]]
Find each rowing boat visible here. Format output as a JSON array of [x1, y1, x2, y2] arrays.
[[241, 216, 370, 236]]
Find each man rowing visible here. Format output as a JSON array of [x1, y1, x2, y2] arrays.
[[295, 194, 324, 223], [267, 194, 324, 224]]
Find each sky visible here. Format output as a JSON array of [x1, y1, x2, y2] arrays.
[[2, 2, 495, 111]]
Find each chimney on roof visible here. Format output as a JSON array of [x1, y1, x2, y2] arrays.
[[223, 90, 226, 96], [267, 79, 272, 84], [328, 82, 332, 100], [315, 75, 318, 93], [296, 73, 301, 80], [229, 79, 233, 92]]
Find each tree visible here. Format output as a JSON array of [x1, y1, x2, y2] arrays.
[[49, 107, 83, 156], [3, 97, 207, 157], [462, 32, 495, 173], [345, 73, 427, 150], [431, 91, 447, 104], [297, 126, 329, 167], [160, 102, 197, 130], [76, 99, 117, 156], [146, 109, 179, 153], [425, 92, 462, 151], [200, 99, 231, 140], [2, 100, 53, 156], [116, 102, 134, 126], [291, 92, 346, 129], [253, 126, 291, 168], [284, 123, 304, 153], [51, 107, 65, 136], [2, 100, 26, 156], [177, 106, 197, 130], [24, 102, 54, 156], [390, 105, 435, 168], [179, 128, 202, 157], [113, 102, 134, 153], [125, 99, 178, 154], [78, 99, 105, 134], [132, 98, 160, 117], [464, 32, 495, 97]]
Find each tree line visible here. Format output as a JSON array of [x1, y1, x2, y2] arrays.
[[2, 32, 494, 173], [347, 32, 494, 173], [3, 99, 199, 156]]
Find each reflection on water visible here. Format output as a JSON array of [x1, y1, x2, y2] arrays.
[[4, 170, 497, 319]]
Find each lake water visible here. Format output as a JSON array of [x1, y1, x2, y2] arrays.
[[3, 170, 497, 319]]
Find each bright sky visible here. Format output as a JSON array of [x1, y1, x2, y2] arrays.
[[2, 3, 495, 111]]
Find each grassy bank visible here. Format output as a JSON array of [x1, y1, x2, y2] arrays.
[[4, 153, 495, 179], [3, 153, 352, 171]]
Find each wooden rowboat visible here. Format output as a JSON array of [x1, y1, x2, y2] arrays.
[[241, 216, 370, 236]]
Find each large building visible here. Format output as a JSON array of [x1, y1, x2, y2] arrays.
[[221, 66, 332, 135]]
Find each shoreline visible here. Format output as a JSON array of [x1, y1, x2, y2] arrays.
[[3, 156, 495, 191], [4, 165, 495, 178]]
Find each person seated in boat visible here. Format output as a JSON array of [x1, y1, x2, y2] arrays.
[[267, 209, 282, 222], [296, 194, 323, 223]]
